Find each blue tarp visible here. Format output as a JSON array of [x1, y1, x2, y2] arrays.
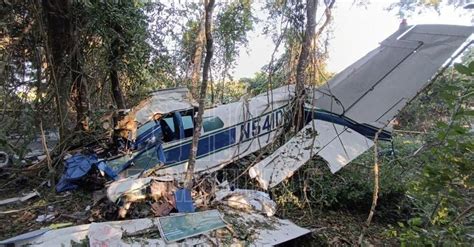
[[56, 154, 118, 192]]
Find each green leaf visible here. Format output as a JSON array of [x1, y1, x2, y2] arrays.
[[468, 61, 474, 72], [408, 217, 423, 227], [454, 63, 471, 76]]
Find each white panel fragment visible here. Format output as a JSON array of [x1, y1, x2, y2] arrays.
[[249, 120, 373, 189], [318, 127, 374, 173]]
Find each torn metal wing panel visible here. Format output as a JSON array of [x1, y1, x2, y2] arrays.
[[249, 120, 373, 189]]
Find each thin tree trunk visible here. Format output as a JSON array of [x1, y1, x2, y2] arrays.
[[358, 128, 382, 245], [71, 49, 89, 131], [210, 67, 215, 105], [220, 66, 227, 103], [34, 47, 42, 106], [190, 15, 206, 98], [184, 0, 215, 189], [70, 16, 90, 131], [294, 0, 317, 130], [109, 34, 126, 109]]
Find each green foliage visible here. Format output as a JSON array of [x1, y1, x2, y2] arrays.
[[271, 138, 412, 213], [389, 0, 469, 17], [215, 0, 254, 66], [389, 59, 474, 245], [240, 72, 270, 95], [85, 2, 150, 85]]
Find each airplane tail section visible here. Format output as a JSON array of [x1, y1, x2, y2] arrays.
[[249, 25, 472, 189]]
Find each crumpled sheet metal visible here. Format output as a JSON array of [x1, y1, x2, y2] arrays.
[[229, 210, 311, 246], [215, 189, 277, 216], [249, 120, 373, 189], [106, 176, 175, 202], [6, 218, 169, 247], [130, 87, 197, 125], [88, 223, 123, 246]]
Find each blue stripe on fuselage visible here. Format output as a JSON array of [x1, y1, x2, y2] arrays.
[[164, 127, 236, 164]]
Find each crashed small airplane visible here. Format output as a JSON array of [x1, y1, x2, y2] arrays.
[[57, 24, 473, 192]]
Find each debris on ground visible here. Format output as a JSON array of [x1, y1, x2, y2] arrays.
[[1, 208, 310, 246], [1, 171, 310, 245], [157, 209, 226, 243], [56, 154, 118, 193], [174, 188, 195, 213], [0, 151, 8, 168], [0, 190, 39, 206], [35, 214, 55, 223], [214, 188, 276, 216]]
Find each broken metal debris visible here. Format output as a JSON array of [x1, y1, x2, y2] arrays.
[[35, 214, 55, 223], [174, 188, 195, 213], [0, 228, 50, 245], [214, 189, 276, 216], [157, 209, 226, 243], [1, 172, 308, 245], [106, 176, 177, 218], [0, 151, 8, 168], [1, 210, 309, 246], [88, 222, 124, 246], [249, 119, 374, 189], [0, 190, 39, 206]]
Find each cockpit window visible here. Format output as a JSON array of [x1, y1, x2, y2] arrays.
[[202, 116, 224, 133]]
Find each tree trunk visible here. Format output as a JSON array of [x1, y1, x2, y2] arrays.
[[71, 48, 89, 131], [294, 0, 317, 130], [220, 64, 228, 104], [190, 15, 206, 98], [184, 0, 215, 189], [210, 67, 215, 105], [42, 0, 72, 140], [70, 17, 90, 131], [109, 31, 126, 110]]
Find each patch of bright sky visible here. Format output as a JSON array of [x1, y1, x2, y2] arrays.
[[233, 1, 473, 79]]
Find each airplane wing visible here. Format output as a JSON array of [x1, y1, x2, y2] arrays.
[[249, 24, 473, 189]]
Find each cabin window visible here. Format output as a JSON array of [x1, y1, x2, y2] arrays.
[[182, 115, 194, 138], [136, 120, 156, 137], [160, 117, 175, 142], [202, 116, 224, 133], [163, 117, 175, 132]]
